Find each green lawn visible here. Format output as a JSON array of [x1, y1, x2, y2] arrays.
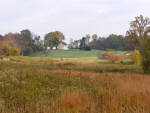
[[30, 49, 127, 58], [30, 49, 101, 58]]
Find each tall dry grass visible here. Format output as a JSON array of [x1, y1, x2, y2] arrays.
[[60, 90, 89, 113], [0, 57, 150, 113]]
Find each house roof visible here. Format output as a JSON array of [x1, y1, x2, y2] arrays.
[[61, 41, 67, 45]]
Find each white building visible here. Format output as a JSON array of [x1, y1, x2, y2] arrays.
[[58, 41, 69, 50]]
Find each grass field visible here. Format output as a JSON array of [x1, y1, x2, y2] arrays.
[[30, 49, 128, 58], [0, 56, 150, 113], [30, 49, 101, 58]]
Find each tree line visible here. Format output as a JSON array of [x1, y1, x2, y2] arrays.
[[0, 30, 65, 56], [69, 34, 137, 50], [0, 29, 142, 57]]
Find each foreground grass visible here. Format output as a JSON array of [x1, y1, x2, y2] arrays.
[[0, 57, 149, 113]]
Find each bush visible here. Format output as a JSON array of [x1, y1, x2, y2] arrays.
[[84, 45, 91, 51], [106, 49, 115, 53], [0, 44, 9, 56], [99, 52, 110, 59], [0, 44, 20, 56], [98, 50, 115, 59], [130, 49, 141, 65], [140, 38, 150, 73], [107, 54, 120, 63], [23, 47, 33, 56], [120, 60, 134, 65], [10, 47, 20, 56]]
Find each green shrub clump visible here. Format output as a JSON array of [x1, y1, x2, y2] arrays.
[[140, 38, 150, 73]]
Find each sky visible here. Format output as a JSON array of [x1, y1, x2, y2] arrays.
[[1, 0, 150, 43]]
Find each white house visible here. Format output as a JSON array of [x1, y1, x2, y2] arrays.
[[58, 41, 69, 50]]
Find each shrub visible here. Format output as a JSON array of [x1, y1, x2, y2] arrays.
[[98, 52, 112, 59], [107, 54, 120, 63], [98, 52, 106, 59], [140, 38, 150, 73], [0, 44, 20, 56], [0, 44, 9, 56], [84, 45, 91, 51], [120, 60, 134, 65], [106, 49, 115, 53], [23, 47, 33, 56], [130, 49, 141, 65], [10, 47, 20, 56]]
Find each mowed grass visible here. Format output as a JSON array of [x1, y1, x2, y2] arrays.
[[30, 49, 101, 58], [30, 49, 128, 58], [0, 56, 150, 113]]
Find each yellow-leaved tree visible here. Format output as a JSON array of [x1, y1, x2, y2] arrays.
[[131, 49, 141, 65]]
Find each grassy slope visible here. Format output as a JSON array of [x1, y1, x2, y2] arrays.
[[1, 56, 150, 113], [30, 49, 128, 58], [30, 49, 101, 58]]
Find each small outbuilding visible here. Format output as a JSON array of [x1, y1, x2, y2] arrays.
[[58, 41, 69, 50]]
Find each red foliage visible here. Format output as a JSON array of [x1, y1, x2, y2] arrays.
[[55, 31, 65, 41], [107, 54, 120, 63]]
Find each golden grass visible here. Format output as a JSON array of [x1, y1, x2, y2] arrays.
[[60, 90, 89, 113], [0, 56, 150, 113]]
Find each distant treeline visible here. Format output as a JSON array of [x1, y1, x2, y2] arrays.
[[0, 30, 44, 56], [0, 30, 65, 56], [0, 30, 138, 56], [69, 34, 137, 50]]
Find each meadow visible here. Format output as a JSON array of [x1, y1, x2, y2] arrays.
[[0, 53, 150, 113]]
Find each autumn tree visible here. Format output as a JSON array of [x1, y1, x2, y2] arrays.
[[55, 31, 65, 42], [0, 44, 20, 56], [1, 30, 43, 56], [0, 30, 44, 56], [126, 15, 150, 46], [4, 33, 16, 45], [126, 15, 150, 73], [0, 33, 20, 56], [44, 32, 60, 50], [44, 31, 65, 51]]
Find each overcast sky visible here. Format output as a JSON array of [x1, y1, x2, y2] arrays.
[[1, 0, 150, 42]]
